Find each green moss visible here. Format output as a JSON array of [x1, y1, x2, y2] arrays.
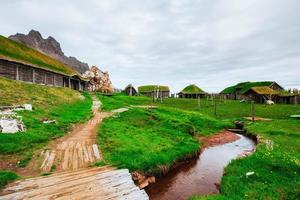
[[0, 35, 76, 76], [138, 85, 169, 93]]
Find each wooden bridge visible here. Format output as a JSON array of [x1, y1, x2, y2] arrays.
[[0, 166, 148, 200]]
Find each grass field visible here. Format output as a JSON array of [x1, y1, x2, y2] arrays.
[[97, 93, 152, 111], [99, 94, 300, 199], [0, 77, 92, 186], [98, 94, 230, 174]]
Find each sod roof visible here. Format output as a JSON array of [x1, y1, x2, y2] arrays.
[[179, 84, 205, 94], [249, 86, 278, 95], [221, 81, 275, 94], [0, 35, 77, 76], [138, 85, 170, 93]]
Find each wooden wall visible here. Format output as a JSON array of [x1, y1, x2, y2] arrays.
[[0, 59, 85, 90]]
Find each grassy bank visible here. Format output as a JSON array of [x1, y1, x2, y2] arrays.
[[98, 94, 300, 199], [0, 171, 18, 189], [163, 99, 300, 199], [98, 106, 229, 175], [0, 77, 92, 159]]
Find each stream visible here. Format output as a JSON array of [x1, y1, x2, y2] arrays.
[[145, 134, 256, 200]]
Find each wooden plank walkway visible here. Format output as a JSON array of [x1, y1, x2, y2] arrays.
[[0, 166, 148, 200]]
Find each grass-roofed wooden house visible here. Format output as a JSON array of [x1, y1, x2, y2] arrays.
[[138, 85, 170, 98], [124, 84, 137, 96], [220, 81, 298, 104], [178, 84, 206, 98], [0, 35, 88, 91]]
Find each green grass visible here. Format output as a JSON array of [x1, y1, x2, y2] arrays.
[[0, 77, 92, 155], [97, 93, 153, 111], [0, 170, 18, 189], [98, 94, 300, 199], [0, 35, 76, 76], [161, 99, 300, 199], [98, 95, 229, 174], [157, 98, 300, 120]]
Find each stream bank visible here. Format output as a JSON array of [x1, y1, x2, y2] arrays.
[[146, 132, 256, 200]]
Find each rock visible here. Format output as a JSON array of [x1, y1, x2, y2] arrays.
[[23, 104, 32, 111], [246, 171, 255, 177], [9, 30, 89, 74], [132, 171, 156, 189], [83, 66, 114, 93], [43, 120, 57, 124], [0, 118, 25, 133]]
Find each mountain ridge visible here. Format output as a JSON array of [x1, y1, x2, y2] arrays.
[[9, 30, 89, 74]]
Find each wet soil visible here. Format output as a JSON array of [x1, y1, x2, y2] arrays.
[[146, 132, 256, 200]]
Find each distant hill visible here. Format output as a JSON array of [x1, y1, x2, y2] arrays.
[[9, 30, 89, 74], [0, 35, 76, 76]]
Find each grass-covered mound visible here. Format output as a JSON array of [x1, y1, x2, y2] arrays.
[[138, 85, 169, 93], [97, 93, 152, 111], [180, 84, 205, 94], [98, 106, 229, 175], [0, 77, 92, 155], [0, 35, 76, 76]]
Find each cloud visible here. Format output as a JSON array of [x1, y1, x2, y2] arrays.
[[1, 0, 300, 92]]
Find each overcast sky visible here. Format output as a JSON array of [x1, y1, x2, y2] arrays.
[[1, 0, 300, 92]]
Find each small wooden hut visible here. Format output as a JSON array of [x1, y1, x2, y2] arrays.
[[138, 85, 170, 98], [243, 86, 278, 103], [124, 84, 137, 96], [178, 84, 206, 98]]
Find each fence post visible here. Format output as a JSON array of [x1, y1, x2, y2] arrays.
[[214, 100, 217, 115], [251, 101, 255, 122], [198, 96, 200, 110]]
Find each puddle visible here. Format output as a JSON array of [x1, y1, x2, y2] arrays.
[[146, 134, 256, 200]]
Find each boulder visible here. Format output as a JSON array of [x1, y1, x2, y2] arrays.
[[83, 66, 114, 93]]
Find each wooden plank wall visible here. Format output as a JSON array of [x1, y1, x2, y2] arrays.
[[0, 59, 76, 89]]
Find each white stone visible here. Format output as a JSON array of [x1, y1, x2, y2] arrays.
[[0, 119, 23, 133], [23, 104, 32, 111], [246, 171, 255, 177]]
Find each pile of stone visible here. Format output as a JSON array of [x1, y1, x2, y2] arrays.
[[0, 104, 32, 134], [83, 66, 114, 93]]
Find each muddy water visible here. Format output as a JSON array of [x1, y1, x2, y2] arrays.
[[146, 134, 256, 200]]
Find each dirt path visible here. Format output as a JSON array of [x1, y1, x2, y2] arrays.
[[1, 96, 149, 199], [40, 96, 111, 172]]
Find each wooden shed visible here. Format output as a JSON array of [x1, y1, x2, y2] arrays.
[[124, 84, 137, 96], [178, 84, 206, 98], [243, 86, 278, 103], [138, 85, 170, 98]]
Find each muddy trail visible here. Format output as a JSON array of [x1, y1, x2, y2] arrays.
[[146, 131, 256, 200], [39, 96, 111, 172]]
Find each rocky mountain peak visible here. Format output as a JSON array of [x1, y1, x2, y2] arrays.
[[9, 30, 89, 74]]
